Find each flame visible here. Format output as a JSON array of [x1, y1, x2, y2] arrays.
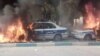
[[84, 2, 100, 29], [0, 17, 27, 43], [28, 23, 33, 30], [0, 34, 9, 42], [84, 13, 96, 28]]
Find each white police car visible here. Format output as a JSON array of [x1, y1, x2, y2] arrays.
[[34, 21, 69, 41], [72, 29, 96, 40]]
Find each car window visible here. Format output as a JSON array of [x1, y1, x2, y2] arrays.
[[35, 23, 44, 29], [42, 23, 56, 29], [34, 23, 56, 29]]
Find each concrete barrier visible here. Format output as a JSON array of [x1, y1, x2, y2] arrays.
[[0, 41, 100, 47]]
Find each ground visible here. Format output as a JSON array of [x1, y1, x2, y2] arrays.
[[0, 46, 100, 56]]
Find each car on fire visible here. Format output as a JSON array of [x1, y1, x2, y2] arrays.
[[71, 29, 96, 40], [33, 21, 70, 41]]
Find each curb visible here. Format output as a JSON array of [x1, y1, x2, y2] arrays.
[[0, 41, 100, 47]]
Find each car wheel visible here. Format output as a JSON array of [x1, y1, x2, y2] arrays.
[[84, 34, 92, 41], [54, 34, 62, 41]]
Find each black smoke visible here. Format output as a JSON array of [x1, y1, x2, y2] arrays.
[[0, 0, 18, 9]]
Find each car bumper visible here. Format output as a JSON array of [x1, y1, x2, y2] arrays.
[[62, 33, 68, 39]]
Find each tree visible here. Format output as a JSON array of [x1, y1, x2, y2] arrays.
[[58, 0, 80, 27], [41, 0, 60, 24]]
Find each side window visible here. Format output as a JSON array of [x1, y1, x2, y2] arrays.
[[35, 23, 43, 29], [43, 23, 56, 29], [34, 23, 56, 29]]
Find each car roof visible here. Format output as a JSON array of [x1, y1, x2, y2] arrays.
[[34, 21, 54, 23]]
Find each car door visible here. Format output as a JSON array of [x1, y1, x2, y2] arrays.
[[34, 23, 44, 39], [42, 23, 57, 39]]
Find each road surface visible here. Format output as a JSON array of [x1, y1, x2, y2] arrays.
[[0, 46, 100, 56]]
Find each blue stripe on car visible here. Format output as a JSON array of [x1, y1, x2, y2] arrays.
[[35, 30, 67, 34]]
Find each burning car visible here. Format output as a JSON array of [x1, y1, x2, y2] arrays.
[[33, 21, 69, 41], [72, 29, 96, 40]]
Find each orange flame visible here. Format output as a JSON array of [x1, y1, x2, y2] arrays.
[[0, 34, 9, 42], [84, 2, 100, 29], [28, 23, 33, 30], [0, 17, 27, 43]]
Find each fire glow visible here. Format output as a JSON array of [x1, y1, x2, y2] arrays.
[[84, 2, 100, 30], [0, 17, 27, 43]]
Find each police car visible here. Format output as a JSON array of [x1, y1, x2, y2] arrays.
[[72, 29, 96, 40], [33, 21, 69, 41]]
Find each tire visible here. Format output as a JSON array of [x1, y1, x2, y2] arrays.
[[54, 34, 62, 41], [84, 34, 92, 41]]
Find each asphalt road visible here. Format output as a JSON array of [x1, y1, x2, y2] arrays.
[[0, 46, 100, 56]]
